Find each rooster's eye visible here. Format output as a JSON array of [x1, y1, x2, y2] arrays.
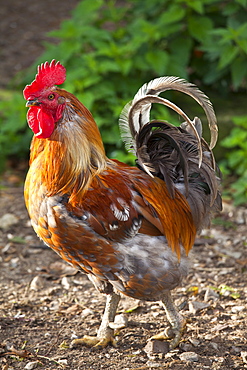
[[48, 94, 55, 100]]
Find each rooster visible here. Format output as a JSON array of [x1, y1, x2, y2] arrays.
[[23, 60, 221, 349]]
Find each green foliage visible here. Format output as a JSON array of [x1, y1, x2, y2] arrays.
[[0, 0, 247, 205], [0, 90, 32, 171], [28, 0, 247, 158], [220, 115, 247, 205]]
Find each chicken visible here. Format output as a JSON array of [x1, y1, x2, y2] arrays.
[[23, 60, 221, 349]]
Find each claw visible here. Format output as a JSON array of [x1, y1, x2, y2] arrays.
[[70, 292, 121, 350], [151, 327, 175, 341], [151, 317, 187, 349], [149, 291, 187, 349], [71, 334, 117, 349]]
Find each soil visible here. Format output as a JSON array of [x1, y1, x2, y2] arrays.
[[0, 1, 247, 369], [0, 186, 247, 370], [0, 0, 79, 88]]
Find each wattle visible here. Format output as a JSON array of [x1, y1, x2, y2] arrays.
[[27, 107, 55, 139]]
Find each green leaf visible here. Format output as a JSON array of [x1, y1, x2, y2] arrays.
[[218, 44, 238, 69], [231, 57, 247, 89], [158, 4, 185, 25], [116, 59, 133, 76], [235, 0, 247, 7], [169, 36, 193, 75], [223, 2, 242, 16], [184, 0, 204, 14], [71, 0, 103, 23], [145, 50, 169, 75], [233, 115, 247, 128], [188, 15, 214, 42]]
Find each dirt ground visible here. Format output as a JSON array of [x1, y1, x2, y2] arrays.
[[0, 0, 79, 88], [0, 0, 247, 369], [0, 185, 247, 370]]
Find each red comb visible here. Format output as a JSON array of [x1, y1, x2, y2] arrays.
[[23, 60, 66, 99]]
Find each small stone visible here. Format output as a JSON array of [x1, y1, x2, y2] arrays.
[[165, 352, 178, 359], [2, 243, 13, 254], [0, 214, 18, 230], [204, 334, 214, 340], [210, 342, 219, 351], [189, 338, 200, 347], [109, 314, 128, 330], [152, 311, 160, 318], [146, 361, 162, 367], [231, 346, 241, 353], [224, 250, 242, 259], [241, 351, 247, 363], [29, 276, 44, 291], [57, 359, 68, 365], [71, 332, 78, 340], [179, 351, 199, 362], [204, 288, 219, 302], [144, 340, 169, 354], [61, 276, 70, 290], [10, 257, 19, 268], [24, 362, 38, 370], [132, 350, 142, 355], [77, 308, 93, 319], [189, 301, 210, 314], [231, 305, 245, 313], [180, 343, 194, 352], [235, 209, 247, 224]]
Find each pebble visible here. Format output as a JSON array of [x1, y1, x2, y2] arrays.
[[144, 340, 169, 354], [204, 288, 219, 302], [10, 257, 19, 268], [146, 360, 162, 367], [29, 276, 44, 291], [61, 276, 70, 290], [204, 334, 215, 340], [231, 346, 242, 353], [235, 208, 247, 224], [2, 243, 14, 253], [81, 308, 94, 318], [189, 338, 200, 347], [189, 301, 210, 314], [14, 312, 25, 319], [109, 313, 128, 330], [57, 359, 68, 365], [241, 351, 247, 364], [210, 342, 219, 351], [0, 213, 18, 230], [152, 311, 160, 318], [231, 305, 245, 313], [24, 362, 38, 370], [180, 343, 194, 352], [179, 351, 199, 362]]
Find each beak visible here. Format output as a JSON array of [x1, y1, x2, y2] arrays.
[[26, 99, 41, 107]]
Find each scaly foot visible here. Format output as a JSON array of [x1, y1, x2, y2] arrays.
[[150, 291, 187, 349], [71, 292, 120, 349], [150, 316, 187, 349], [71, 331, 116, 349]]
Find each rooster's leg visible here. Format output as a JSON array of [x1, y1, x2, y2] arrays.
[[71, 292, 121, 349], [151, 291, 186, 349]]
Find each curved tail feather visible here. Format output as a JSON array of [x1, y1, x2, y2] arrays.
[[119, 76, 222, 232]]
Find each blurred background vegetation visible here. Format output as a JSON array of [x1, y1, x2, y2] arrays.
[[0, 0, 247, 204]]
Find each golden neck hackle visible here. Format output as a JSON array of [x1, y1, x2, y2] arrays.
[[29, 90, 107, 201]]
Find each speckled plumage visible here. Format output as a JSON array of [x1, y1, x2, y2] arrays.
[[24, 60, 221, 349]]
